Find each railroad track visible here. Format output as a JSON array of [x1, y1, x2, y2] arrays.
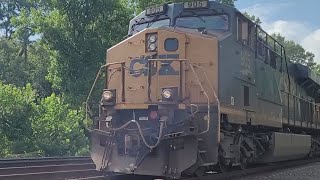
[[1, 156, 319, 180], [76, 158, 320, 180], [0, 156, 103, 180]]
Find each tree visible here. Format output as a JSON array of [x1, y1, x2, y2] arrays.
[[0, 38, 53, 97], [31, 94, 89, 156], [0, 0, 18, 39], [11, 8, 35, 64], [0, 0, 137, 158], [0, 82, 36, 156], [0, 82, 89, 158], [0, 38, 29, 86], [242, 12, 316, 69], [272, 33, 317, 69], [243, 12, 261, 25], [30, 0, 133, 105], [0, 0, 37, 39]]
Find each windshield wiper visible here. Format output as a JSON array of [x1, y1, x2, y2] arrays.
[[129, 18, 146, 35], [129, 15, 161, 36], [195, 16, 208, 33], [195, 16, 206, 23], [146, 15, 160, 28], [174, 24, 208, 34]]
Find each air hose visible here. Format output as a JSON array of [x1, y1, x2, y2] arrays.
[[105, 119, 165, 150]]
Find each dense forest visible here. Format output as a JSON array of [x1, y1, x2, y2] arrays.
[[0, 0, 317, 157]]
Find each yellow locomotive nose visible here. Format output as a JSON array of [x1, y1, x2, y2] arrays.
[[105, 25, 220, 106]]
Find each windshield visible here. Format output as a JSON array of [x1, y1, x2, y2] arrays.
[[131, 19, 170, 34], [175, 15, 229, 31]]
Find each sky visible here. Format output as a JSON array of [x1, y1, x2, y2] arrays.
[[234, 0, 320, 62]]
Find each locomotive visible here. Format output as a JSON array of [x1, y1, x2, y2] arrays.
[[87, 1, 320, 178]]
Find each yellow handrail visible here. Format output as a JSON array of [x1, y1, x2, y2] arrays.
[[147, 58, 220, 135], [85, 62, 125, 123]]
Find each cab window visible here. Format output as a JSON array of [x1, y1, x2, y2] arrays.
[[130, 19, 170, 35], [175, 15, 229, 31], [237, 17, 255, 49]]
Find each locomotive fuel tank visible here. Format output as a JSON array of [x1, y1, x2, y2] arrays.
[[258, 132, 311, 163]]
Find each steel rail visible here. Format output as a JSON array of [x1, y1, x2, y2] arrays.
[[73, 158, 320, 180], [0, 156, 102, 180], [0, 156, 92, 168], [0, 169, 102, 180]]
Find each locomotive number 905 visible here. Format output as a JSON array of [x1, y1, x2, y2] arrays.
[[184, 1, 208, 9]]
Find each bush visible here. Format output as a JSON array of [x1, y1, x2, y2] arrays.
[[0, 82, 89, 157], [0, 82, 36, 156], [31, 94, 89, 156]]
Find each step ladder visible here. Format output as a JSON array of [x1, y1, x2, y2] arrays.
[[100, 132, 115, 171], [197, 138, 215, 166]]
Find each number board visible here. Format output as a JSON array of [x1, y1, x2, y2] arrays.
[[184, 1, 209, 9], [146, 5, 166, 16]]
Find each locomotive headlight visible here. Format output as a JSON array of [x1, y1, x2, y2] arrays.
[[103, 91, 114, 101], [146, 33, 158, 52], [149, 34, 157, 43], [148, 43, 157, 51], [162, 89, 173, 99]]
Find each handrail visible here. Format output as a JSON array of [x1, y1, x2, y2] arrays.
[[147, 58, 187, 102], [85, 62, 125, 123], [146, 58, 220, 135], [85, 64, 106, 123], [192, 63, 220, 135], [187, 61, 219, 135]]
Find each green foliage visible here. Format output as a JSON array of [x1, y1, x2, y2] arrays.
[[27, 42, 54, 97], [45, 51, 62, 92], [0, 136, 12, 157], [31, 94, 89, 156], [0, 38, 28, 86], [0, 0, 38, 39], [28, 0, 133, 105], [243, 12, 262, 25], [272, 33, 317, 68], [2, 0, 239, 105], [242, 13, 317, 70], [0, 38, 53, 97], [0, 0, 18, 39], [0, 82, 88, 157], [0, 82, 36, 155]]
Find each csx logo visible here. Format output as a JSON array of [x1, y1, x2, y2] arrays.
[[129, 54, 180, 77]]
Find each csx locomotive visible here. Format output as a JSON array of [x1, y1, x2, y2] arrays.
[[88, 1, 320, 178]]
